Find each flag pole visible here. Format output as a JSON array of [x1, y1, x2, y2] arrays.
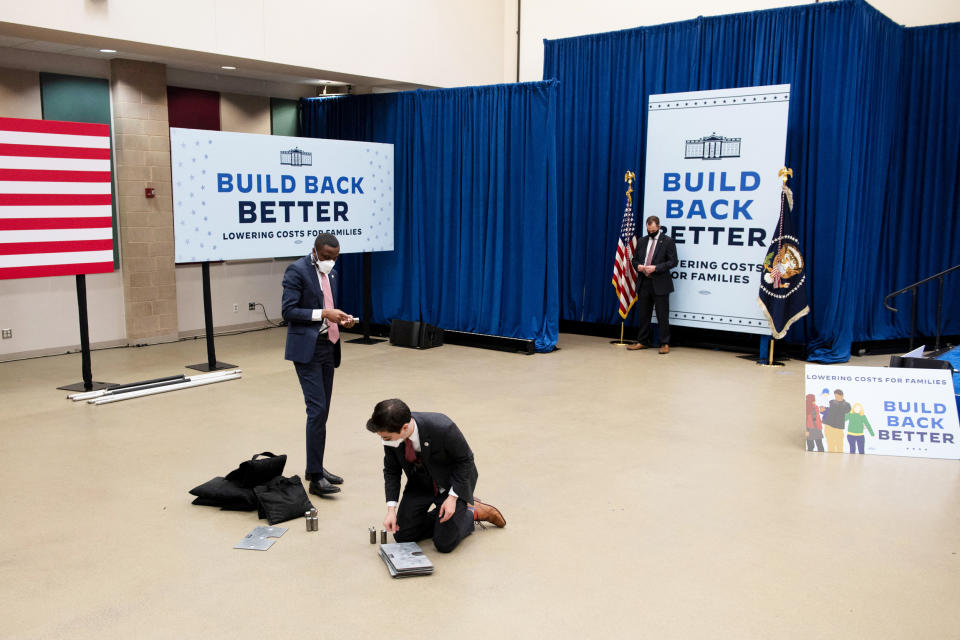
[[611, 170, 637, 347], [611, 317, 632, 346], [758, 335, 785, 367], [757, 166, 794, 368]]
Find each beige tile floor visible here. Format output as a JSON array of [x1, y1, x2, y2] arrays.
[[1, 329, 958, 639]]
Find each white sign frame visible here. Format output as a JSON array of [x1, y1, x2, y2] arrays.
[[804, 364, 960, 459], [171, 128, 394, 263], [642, 84, 790, 334]]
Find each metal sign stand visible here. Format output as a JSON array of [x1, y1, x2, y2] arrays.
[[186, 262, 237, 372], [346, 252, 385, 345], [57, 274, 114, 391]]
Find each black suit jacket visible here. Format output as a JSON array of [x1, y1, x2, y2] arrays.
[[382, 412, 478, 504], [631, 233, 679, 295], [281, 255, 342, 367]]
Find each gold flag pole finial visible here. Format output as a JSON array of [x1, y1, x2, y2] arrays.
[[624, 170, 635, 206], [778, 167, 793, 184]]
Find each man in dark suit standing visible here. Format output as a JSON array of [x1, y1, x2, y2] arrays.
[[628, 216, 679, 354], [366, 398, 506, 553], [282, 233, 356, 497]]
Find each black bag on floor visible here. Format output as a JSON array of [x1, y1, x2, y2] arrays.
[[254, 475, 314, 525], [189, 476, 257, 511], [225, 452, 287, 488]]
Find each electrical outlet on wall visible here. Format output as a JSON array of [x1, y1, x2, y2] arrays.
[[248, 302, 256, 311], [232, 304, 239, 313], [1, 328, 12, 339]]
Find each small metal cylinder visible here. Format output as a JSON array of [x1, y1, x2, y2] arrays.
[[305, 512, 313, 531], [310, 517, 319, 531], [380, 529, 387, 544], [369, 527, 376, 544]]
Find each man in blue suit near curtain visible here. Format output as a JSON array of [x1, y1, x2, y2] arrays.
[[282, 233, 356, 496]]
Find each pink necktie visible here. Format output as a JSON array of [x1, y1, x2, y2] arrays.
[[644, 238, 656, 267], [320, 273, 339, 344]]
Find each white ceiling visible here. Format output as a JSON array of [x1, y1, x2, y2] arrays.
[[0, 28, 425, 96]]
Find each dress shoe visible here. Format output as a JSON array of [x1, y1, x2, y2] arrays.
[[626, 343, 649, 351], [471, 498, 506, 528], [308, 478, 341, 496], [304, 469, 343, 484], [322, 468, 343, 484], [659, 344, 670, 354]]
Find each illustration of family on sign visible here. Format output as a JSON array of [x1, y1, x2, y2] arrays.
[[804, 388, 874, 453]]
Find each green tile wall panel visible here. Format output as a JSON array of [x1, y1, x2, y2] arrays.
[[270, 97, 299, 137]]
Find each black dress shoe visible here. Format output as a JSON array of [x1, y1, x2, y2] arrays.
[[322, 468, 343, 484], [305, 469, 344, 484], [309, 478, 341, 496]]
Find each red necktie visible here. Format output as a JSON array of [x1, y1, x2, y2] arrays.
[[644, 238, 656, 267], [320, 272, 339, 344], [404, 438, 437, 494], [404, 438, 418, 463]]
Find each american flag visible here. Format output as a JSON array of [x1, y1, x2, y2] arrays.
[[0, 117, 113, 280], [611, 198, 638, 319]]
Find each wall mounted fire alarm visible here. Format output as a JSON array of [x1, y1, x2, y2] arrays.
[[145, 187, 156, 198]]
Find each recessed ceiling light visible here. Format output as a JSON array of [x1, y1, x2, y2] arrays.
[[221, 65, 237, 70], [99, 48, 117, 53]]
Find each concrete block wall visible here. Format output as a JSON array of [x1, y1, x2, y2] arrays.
[[110, 59, 178, 341]]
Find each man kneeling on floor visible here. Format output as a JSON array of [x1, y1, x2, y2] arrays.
[[366, 398, 506, 552]]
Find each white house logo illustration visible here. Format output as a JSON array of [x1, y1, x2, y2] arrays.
[[280, 147, 313, 166], [684, 133, 741, 160]]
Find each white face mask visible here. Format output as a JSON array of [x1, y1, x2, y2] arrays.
[[316, 259, 335, 274], [380, 423, 410, 447]]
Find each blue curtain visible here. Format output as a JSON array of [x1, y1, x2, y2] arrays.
[[544, 0, 960, 362], [301, 82, 560, 352]]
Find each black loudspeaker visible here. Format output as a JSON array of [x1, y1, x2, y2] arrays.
[[390, 319, 444, 349], [889, 355, 952, 370]]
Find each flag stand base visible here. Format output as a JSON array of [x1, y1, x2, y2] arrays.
[[58, 381, 112, 392], [610, 321, 636, 346], [756, 338, 786, 367]]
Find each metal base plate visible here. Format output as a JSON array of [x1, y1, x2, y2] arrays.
[[345, 337, 387, 344], [186, 361, 237, 372], [234, 525, 287, 551], [57, 381, 114, 391]]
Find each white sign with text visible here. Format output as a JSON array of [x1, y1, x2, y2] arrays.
[[642, 85, 790, 333], [804, 364, 960, 459], [171, 128, 394, 262]]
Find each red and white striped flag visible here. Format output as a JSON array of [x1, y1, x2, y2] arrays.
[[611, 197, 638, 319], [0, 117, 113, 280]]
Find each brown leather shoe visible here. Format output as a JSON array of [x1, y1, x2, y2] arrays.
[[471, 498, 506, 528], [658, 344, 670, 354], [626, 343, 649, 351]]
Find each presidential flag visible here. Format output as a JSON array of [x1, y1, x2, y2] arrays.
[[0, 117, 113, 280], [611, 196, 638, 319], [758, 182, 809, 338]]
